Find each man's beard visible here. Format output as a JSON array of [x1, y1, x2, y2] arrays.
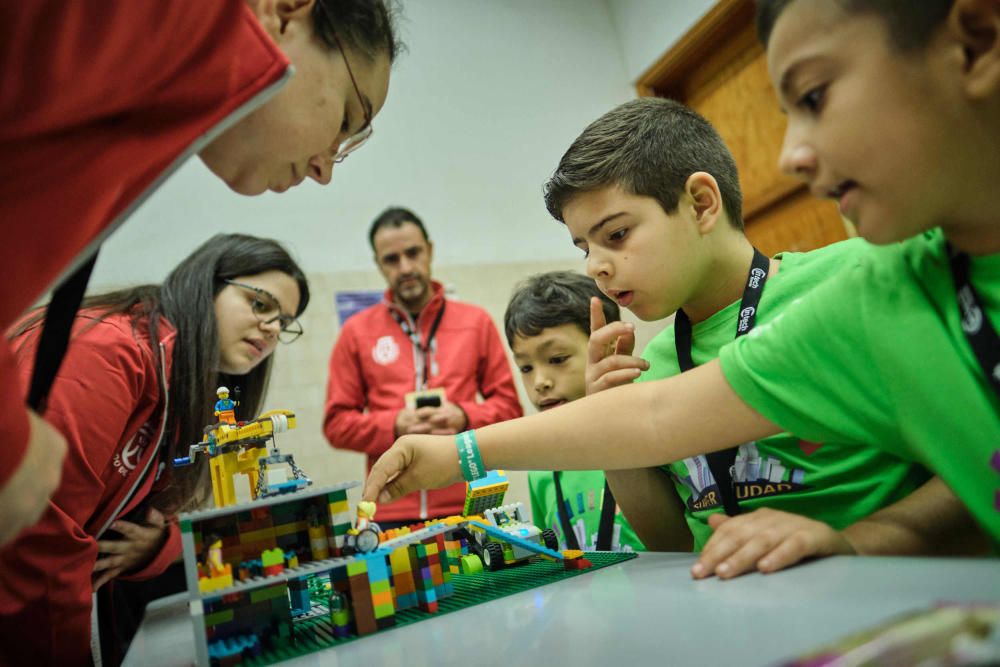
[[396, 277, 427, 310]]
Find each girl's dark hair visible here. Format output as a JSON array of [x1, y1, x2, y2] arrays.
[[16, 234, 309, 513], [504, 271, 619, 347], [313, 0, 405, 62], [756, 0, 954, 52]]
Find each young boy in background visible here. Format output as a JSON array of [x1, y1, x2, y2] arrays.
[[365, 0, 1000, 566], [504, 271, 644, 552]]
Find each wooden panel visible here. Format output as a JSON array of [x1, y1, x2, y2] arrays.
[[745, 188, 847, 255], [635, 0, 845, 252]]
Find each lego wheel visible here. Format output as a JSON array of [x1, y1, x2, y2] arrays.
[[541, 528, 559, 552], [355, 527, 381, 553], [482, 542, 504, 571]]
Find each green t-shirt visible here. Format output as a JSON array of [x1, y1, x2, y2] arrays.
[[643, 238, 931, 550], [528, 470, 644, 552], [720, 230, 1000, 543]]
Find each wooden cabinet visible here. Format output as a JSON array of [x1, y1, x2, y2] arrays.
[[636, 0, 849, 254]]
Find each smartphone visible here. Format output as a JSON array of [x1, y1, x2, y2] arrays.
[[415, 395, 442, 409]]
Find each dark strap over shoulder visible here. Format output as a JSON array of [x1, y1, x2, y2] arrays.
[[674, 247, 770, 516], [27, 251, 98, 413]]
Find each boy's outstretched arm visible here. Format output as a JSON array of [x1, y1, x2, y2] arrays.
[[605, 468, 693, 551], [690, 476, 989, 579], [363, 359, 781, 503]]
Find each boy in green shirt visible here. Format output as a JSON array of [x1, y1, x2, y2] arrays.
[[365, 0, 999, 573], [504, 271, 643, 552], [549, 97, 946, 561]]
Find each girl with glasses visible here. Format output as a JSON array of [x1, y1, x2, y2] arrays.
[[0, 234, 309, 665]]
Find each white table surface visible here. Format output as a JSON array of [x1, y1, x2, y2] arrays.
[[123, 552, 1000, 667]]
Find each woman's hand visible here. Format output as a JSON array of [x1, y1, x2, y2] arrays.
[[93, 507, 169, 589]]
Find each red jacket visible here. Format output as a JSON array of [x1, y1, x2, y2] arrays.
[[0, 0, 290, 486], [324, 283, 523, 521], [0, 313, 179, 666]]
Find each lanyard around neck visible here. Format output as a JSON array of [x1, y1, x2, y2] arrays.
[[948, 246, 1000, 400], [553, 471, 618, 551], [673, 247, 771, 516], [391, 300, 446, 388]]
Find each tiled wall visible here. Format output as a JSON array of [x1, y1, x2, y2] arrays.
[[262, 260, 669, 520]]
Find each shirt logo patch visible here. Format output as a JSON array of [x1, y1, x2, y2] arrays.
[[957, 285, 983, 334], [372, 335, 400, 366], [113, 422, 154, 477]]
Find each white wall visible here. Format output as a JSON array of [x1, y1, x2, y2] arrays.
[[91, 0, 635, 288], [604, 0, 717, 82]]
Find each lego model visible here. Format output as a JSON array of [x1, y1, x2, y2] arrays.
[[178, 464, 631, 665], [464, 502, 559, 571], [174, 407, 310, 508], [214, 386, 239, 424], [343, 500, 382, 555]]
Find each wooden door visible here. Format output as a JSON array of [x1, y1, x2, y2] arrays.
[[636, 0, 849, 254]]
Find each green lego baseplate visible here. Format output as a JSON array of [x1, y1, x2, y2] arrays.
[[239, 551, 636, 665]]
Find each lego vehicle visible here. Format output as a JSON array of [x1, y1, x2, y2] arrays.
[[466, 502, 558, 571]]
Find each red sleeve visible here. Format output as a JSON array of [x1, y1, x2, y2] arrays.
[[0, 340, 30, 486], [118, 521, 181, 582], [456, 314, 524, 428], [0, 501, 100, 664], [323, 324, 398, 458], [0, 320, 154, 662]]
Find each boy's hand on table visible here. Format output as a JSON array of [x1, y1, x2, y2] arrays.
[[586, 297, 649, 395], [93, 507, 169, 589], [363, 434, 462, 504], [691, 508, 855, 580]]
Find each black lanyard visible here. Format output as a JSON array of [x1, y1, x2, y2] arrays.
[[674, 247, 771, 516], [553, 471, 618, 551], [949, 246, 1000, 400], [391, 301, 446, 389]]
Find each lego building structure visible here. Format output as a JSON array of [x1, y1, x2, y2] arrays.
[[180, 472, 634, 666]]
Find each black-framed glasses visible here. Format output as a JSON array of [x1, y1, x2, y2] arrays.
[[224, 280, 304, 344], [328, 27, 372, 164]]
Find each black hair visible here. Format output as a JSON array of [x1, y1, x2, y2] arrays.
[[313, 0, 405, 62], [756, 0, 954, 52], [14, 234, 310, 514], [368, 207, 431, 251], [543, 97, 744, 230], [504, 271, 619, 347]]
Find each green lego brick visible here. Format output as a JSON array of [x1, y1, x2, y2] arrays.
[[203, 608, 234, 627], [369, 579, 391, 594], [345, 561, 368, 576], [180, 519, 193, 534], [373, 603, 395, 619], [326, 490, 347, 503], [249, 583, 288, 604]]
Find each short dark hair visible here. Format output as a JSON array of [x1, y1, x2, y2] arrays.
[[313, 0, 405, 62], [544, 98, 744, 231], [756, 0, 954, 52], [504, 271, 619, 347], [368, 207, 431, 251]]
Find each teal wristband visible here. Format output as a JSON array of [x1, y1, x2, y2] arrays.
[[456, 430, 486, 482]]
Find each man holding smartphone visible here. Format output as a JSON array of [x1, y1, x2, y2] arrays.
[[324, 207, 522, 528]]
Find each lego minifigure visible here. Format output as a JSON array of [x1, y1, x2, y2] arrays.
[[214, 386, 238, 425]]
